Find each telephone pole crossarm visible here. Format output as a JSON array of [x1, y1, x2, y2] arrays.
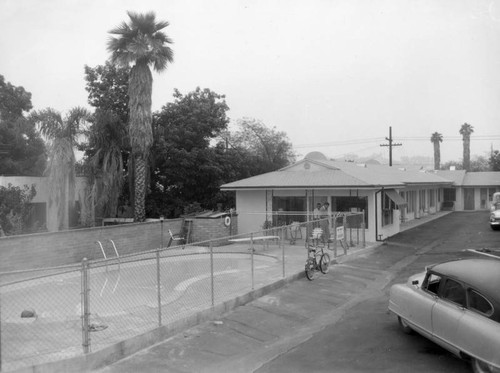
[[379, 126, 402, 166]]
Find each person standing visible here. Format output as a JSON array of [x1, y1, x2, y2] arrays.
[[313, 203, 322, 227], [319, 202, 330, 241]]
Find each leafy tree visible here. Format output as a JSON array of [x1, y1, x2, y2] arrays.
[[108, 11, 174, 222], [469, 155, 489, 172], [229, 117, 296, 175], [440, 160, 462, 171], [0, 75, 32, 121], [430, 132, 443, 170], [0, 75, 46, 175], [31, 107, 90, 231], [441, 155, 489, 172], [459, 123, 474, 171], [0, 183, 36, 236], [84, 62, 130, 124], [150, 88, 230, 217], [489, 150, 500, 171]]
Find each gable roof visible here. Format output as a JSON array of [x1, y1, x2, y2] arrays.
[[220, 158, 452, 191]]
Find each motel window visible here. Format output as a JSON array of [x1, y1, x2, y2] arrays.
[[334, 196, 368, 229], [272, 197, 306, 225], [382, 192, 395, 226]]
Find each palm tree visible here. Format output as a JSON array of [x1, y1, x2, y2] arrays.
[[85, 110, 126, 221], [31, 107, 90, 231], [459, 123, 474, 171], [430, 132, 443, 170], [108, 11, 174, 221]]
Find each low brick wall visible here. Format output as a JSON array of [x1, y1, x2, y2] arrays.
[[0, 219, 184, 273], [189, 215, 238, 245]]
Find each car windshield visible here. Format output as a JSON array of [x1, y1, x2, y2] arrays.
[[423, 273, 441, 294]]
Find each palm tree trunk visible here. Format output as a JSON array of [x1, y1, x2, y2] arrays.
[[433, 143, 440, 170], [128, 63, 153, 222], [133, 155, 147, 221], [463, 137, 471, 171]]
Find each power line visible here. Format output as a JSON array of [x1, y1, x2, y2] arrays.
[[294, 134, 500, 148]]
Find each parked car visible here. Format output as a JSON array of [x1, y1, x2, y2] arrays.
[[491, 193, 500, 230], [491, 208, 500, 230], [389, 258, 500, 373]]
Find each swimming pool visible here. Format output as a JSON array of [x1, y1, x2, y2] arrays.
[[0, 248, 280, 371]]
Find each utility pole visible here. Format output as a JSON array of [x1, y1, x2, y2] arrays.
[[380, 126, 402, 166]]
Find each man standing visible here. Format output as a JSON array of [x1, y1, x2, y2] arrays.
[[313, 203, 322, 227], [319, 202, 330, 241]]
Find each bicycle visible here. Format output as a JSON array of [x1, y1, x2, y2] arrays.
[[305, 228, 331, 281]]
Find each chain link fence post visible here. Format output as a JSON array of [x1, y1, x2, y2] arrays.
[[250, 233, 254, 290], [1, 280, 3, 372], [156, 248, 162, 327], [362, 210, 366, 247], [210, 241, 214, 307], [81, 257, 90, 354], [281, 226, 285, 278], [333, 218, 338, 258]]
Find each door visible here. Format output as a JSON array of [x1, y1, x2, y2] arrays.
[[432, 278, 466, 354], [464, 188, 475, 210]]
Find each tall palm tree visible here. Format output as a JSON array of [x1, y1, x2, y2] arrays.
[[108, 11, 174, 221], [430, 132, 443, 170], [459, 123, 474, 171], [31, 107, 90, 231]]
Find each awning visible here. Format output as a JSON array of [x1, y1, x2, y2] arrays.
[[385, 189, 407, 207]]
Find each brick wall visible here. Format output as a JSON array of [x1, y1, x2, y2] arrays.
[[0, 219, 184, 273], [189, 215, 238, 245]]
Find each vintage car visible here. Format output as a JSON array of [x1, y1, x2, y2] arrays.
[[491, 208, 500, 230], [389, 258, 500, 373], [491, 192, 500, 230]]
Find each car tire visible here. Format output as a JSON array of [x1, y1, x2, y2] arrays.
[[397, 316, 413, 334], [471, 357, 497, 373]]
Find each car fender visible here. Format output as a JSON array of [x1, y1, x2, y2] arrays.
[[456, 311, 500, 369]]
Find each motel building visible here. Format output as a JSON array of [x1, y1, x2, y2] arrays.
[[220, 152, 500, 242]]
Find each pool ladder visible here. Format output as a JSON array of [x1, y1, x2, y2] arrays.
[[96, 240, 121, 270]]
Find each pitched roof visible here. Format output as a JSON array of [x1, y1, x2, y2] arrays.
[[462, 172, 500, 186], [435, 170, 467, 185], [220, 158, 452, 190]]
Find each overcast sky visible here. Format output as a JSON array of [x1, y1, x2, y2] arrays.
[[1, 0, 500, 163]]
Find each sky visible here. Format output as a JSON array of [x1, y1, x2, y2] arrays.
[[1, 0, 500, 164]]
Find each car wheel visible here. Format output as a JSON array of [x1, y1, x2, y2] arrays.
[[471, 357, 497, 373], [397, 316, 413, 334]]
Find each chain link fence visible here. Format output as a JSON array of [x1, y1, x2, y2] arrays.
[[0, 212, 365, 372]]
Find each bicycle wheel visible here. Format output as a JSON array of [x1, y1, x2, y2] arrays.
[[320, 252, 331, 274], [305, 258, 316, 280]]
